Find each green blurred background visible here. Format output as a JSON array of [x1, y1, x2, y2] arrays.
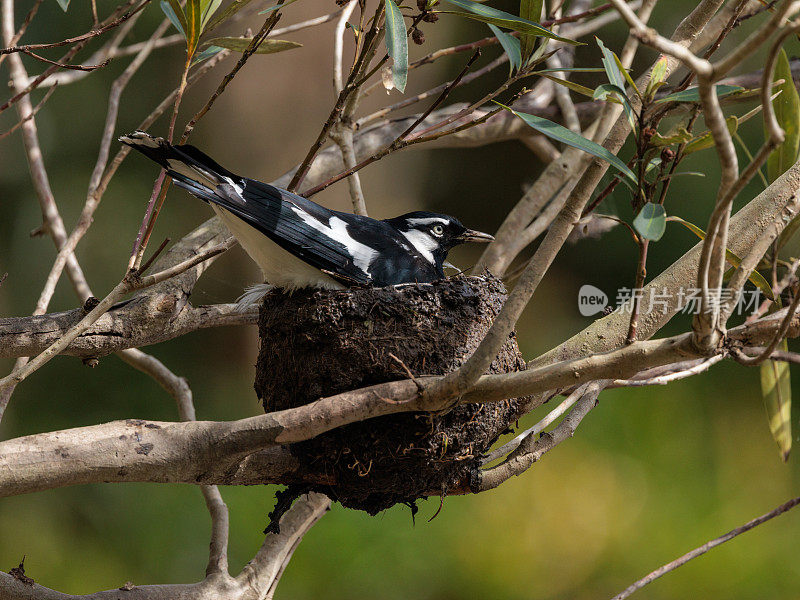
[[2, 0, 800, 598]]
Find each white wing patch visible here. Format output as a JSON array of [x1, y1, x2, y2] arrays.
[[399, 229, 437, 264], [406, 217, 451, 227], [289, 207, 377, 275], [223, 176, 245, 197]]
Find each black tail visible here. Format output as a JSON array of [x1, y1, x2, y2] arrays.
[[119, 131, 238, 203]]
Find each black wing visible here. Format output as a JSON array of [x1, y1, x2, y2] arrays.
[[213, 177, 377, 286], [120, 132, 378, 286]]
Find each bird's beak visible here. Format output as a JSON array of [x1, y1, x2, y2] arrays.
[[460, 229, 495, 243]]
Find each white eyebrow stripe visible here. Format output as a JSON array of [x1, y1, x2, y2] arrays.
[[406, 217, 450, 227], [399, 229, 437, 264], [289, 207, 377, 275]]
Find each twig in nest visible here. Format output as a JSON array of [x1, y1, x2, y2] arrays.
[[388, 352, 424, 393]]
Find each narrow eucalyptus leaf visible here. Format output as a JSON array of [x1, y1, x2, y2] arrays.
[[200, 0, 223, 29], [258, 0, 301, 14], [487, 24, 521, 74], [206, 0, 256, 32], [161, 0, 186, 38], [539, 74, 595, 98], [594, 83, 637, 132], [203, 37, 302, 54], [684, 116, 738, 154], [655, 84, 744, 104], [646, 56, 668, 99], [760, 340, 792, 462], [767, 48, 800, 183], [595, 37, 625, 90], [191, 45, 223, 64], [518, 0, 542, 61], [494, 101, 638, 183], [185, 0, 203, 56], [668, 216, 774, 299], [442, 0, 580, 44], [384, 0, 408, 93]]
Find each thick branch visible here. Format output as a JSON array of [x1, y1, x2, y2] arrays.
[[1, 310, 796, 498]]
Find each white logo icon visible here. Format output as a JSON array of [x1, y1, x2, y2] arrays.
[[578, 284, 608, 316]]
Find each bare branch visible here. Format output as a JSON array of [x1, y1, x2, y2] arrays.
[[237, 493, 330, 598], [479, 382, 604, 491], [119, 349, 230, 577], [0, 0, 149, 55], [2, 309, 798, 498]]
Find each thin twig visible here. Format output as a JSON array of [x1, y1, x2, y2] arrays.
[[610, 355, 724, 386], [287, 0, 385, 192], [482, 384, 589, 465], [611, 495, 800, 600], [181, 9, 285, 142], [0, 0, 41, 70], [118, 348, 230, 576], [0, 82, 56, 140], [19, 48, 109, 71], [0, 0, 149, 55]]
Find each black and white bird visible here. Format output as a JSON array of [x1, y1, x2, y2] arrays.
[[120, 131, 494, 300]]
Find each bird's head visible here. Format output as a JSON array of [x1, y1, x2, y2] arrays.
[[385, 211, 494, 270]]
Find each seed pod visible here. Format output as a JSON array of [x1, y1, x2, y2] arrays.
[[422, 11, 439, 22], [412, 27, 425, 45]]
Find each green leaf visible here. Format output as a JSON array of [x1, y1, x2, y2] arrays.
[[777, 214, 800, 250], [593, 83, 626, 101], [185, 0, 202, 56], [596, 37, 625, 90], [161, 0, 186, 38], [487, 24, 521, 75], [595, 38, 637, 130], [200, 0, 223, 29], [539, 74, 595, 99], [258, 0, 301, 14], [767, 48, 800, 184], [191, 44, 223, 64], [202, 37, 302, 54], [668, 216, 774, 299], [649, 56, 668, 83], [644, 157, 661, 174], [594, 83, 637, 132], [536, 67, 607, 74], [495, 101, 638, 182], [650, 126, 692, 147], [440, 11, 566, 40], [205, 0, 257, 32], [56, 0, 70, 11], [441, 0, 580, 44], [655, 84, 744, 104], [384, 0, 408, 93], [633, 202, 666, 241], [646, 56, 668, 100], [760, 339, 792, 462], [684, 115, 738, 154], [614, 53, 640, 98], [519, 0, 542, 62]]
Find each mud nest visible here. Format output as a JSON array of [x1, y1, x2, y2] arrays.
[[255, 275, 529, 515]]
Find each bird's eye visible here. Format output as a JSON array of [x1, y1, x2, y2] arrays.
[[432, 225, 444, 236]]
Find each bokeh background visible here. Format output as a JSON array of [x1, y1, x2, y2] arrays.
[[2, 1, 800, 598]]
